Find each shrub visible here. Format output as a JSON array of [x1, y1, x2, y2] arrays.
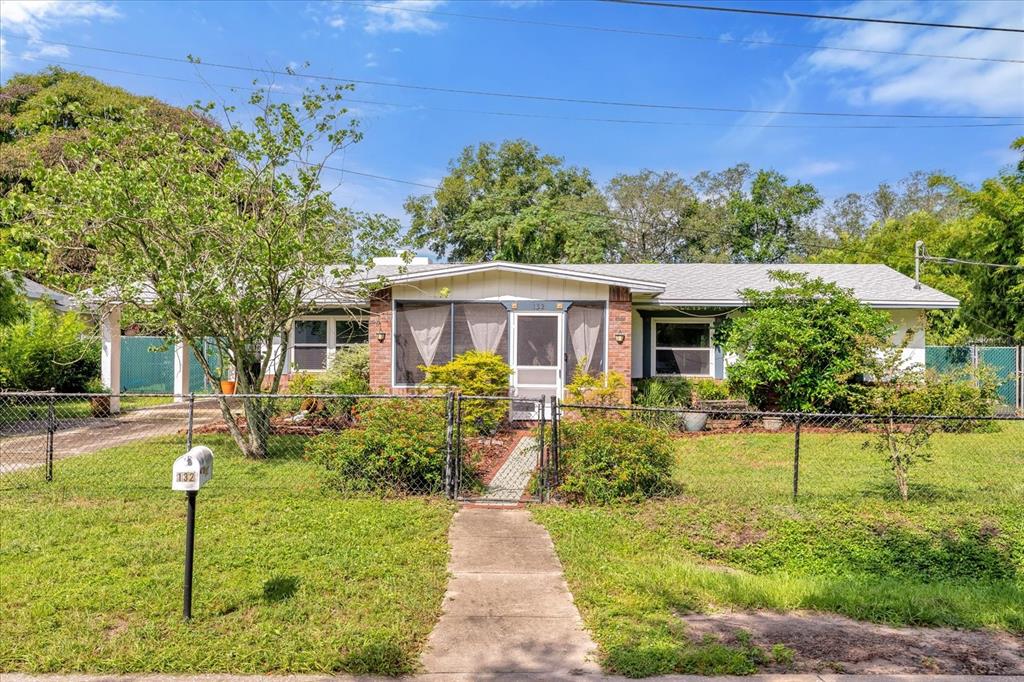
[[284, 345, 370, 417], [692, 378, 730, 402], [634, 377, 693, 407], [566, 362, 628, 406], [719, 271, 894, 411], [0, 301, 99, 392], [558, 416, 675, 503], [304, 397, 447, 494], [632, 379, 682, 430], [422, 350, 511, 435]]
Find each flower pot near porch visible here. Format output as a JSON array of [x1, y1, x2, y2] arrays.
[[220, 380, 237, 395], [90, 395, 112, 418], [682, 412, 708, 432], [762, 416, 784, 432]]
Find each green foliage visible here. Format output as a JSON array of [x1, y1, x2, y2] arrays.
[[634, 377, 694, 407], [0, 300, 98, 391], [0, 273, 27, 326], [404, 139, 614, 263], [931, 137, 1024, 342], [9, 73, 399, 457], [421, 350, 511, 435], [305, 398, 448, 494], [692, 378, 730, 401], [565, 362, 628, 406], [726, 169, 822, 263], [285, 345, 372, 417], [720, 271, 894, 411], [558, 417, 675, 503]]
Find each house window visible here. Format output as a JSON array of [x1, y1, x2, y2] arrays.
[[293, 320, 328, 371], [292, 316, 369, 371], [336, 319, 369, 349], [653, 320, 712, 376], [393, 301, 510, 386]]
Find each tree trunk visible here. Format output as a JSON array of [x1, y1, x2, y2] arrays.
[[242, 396, 271, 459]]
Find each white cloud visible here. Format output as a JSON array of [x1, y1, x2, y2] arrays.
[[1, 0, 120, 64], [364, 51, 379, 68], [326, 15, 346, 29], [803, 0, 1024, 115], [363, 0, 445, 35]]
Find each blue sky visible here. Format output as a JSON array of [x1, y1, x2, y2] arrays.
[[2, 0, 1022, 223]]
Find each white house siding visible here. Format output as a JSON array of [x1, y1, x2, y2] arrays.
[[889, 309, 927, 369], [631, 308, 644, 378], [391, 270, 609, 302]]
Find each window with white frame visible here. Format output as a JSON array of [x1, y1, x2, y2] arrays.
[[292, 316, 369, 371], [652, 320, 713, 376]]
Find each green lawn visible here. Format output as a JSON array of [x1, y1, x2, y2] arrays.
[[0, 434, 454, 675], [533, 423, 1024, 677], [1, 395, 174, 428]]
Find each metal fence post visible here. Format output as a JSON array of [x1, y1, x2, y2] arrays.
[[186, 392, 195, 451], [443, 391, 455, 499], [45, 387, 55, 482], [551, 396, 560, 490], [538, 396, 547, 502], [792, 412, 802, 502], [453, 393, 463, 500]]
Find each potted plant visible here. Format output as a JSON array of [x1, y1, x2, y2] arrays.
[[219, 363, 237, 395], [85, 378, 112, 418], [762, 415, 784, 431], [684, 379, 731, 432]]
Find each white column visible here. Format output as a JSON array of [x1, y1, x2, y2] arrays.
[[173, 340, 191, 402], [100, 305, 122, 413]]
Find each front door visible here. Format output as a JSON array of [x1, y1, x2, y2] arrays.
[[510, 311, 563, 419]]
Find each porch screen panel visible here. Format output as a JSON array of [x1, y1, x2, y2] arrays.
[[453, 303, 509, 361], [394, 302, 452, 385], [565, 302, 606, 380]]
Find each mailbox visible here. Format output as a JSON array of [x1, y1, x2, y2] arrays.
[[172, 446, 213, 491]]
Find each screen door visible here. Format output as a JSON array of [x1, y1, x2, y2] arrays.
[[510, 311, 562, 419]]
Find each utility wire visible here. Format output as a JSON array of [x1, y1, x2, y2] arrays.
[[339, 0, 1021, 64], [5, 35, 1022, 120], [599, 0, 1024, 33], [922, 255, 1024, 270], [20, 57, 1024, 131]]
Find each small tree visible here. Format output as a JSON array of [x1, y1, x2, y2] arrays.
[[12, 81, 399, 458], [720, 271, 894, 411]]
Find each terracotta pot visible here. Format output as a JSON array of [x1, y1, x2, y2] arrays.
[[90, 395, 112, 418], [219, 380, 237, 395]]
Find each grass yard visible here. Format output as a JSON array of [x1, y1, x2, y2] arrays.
[[533, 423, 1024, 677], [1, 395, 174, 428], [0, 434, 454, 675]]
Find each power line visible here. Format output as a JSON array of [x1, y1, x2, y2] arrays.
[[339, 0, 1021, 64], [599, 0, 1024, 34], [6, 35, 1022, 120], [923, 255, 1024, 270], [19, 57, 1024, 131]]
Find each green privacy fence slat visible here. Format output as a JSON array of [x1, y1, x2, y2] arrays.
[[926, 345, 1019, 408], [120, 337, 224, 394]]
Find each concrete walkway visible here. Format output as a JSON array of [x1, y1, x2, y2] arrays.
[[419, 505, 600, 679], [483, 435, 538, 501]]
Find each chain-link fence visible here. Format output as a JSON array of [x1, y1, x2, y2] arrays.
[[926, 344, 1023, 413], [554, 401, 1024, 506], [3, 391, 1021, 508]]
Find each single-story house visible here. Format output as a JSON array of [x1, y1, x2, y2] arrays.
[[96, 258, 958, 413]]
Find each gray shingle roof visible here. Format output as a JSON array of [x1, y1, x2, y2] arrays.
[[348, 262, 958, 309]]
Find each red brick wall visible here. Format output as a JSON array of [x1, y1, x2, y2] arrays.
[[608, 286, 632, 403], [369, 287, 393, 392]]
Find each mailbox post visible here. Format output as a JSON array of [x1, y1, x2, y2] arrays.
[[172, 446, 213, 621]]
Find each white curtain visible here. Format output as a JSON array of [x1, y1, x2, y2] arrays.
[[464, 304, 507, 354], [569, 305, 603, 373], [405, 304, 449, 367]]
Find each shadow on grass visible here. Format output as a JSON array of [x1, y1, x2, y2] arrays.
[[857, 481, 968, 503], [262, 575, 300, 603]]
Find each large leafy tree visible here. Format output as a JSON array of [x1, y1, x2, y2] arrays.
[[1, 68, 193, 285], [405, 139, 613, 263], [931, 138, 1024, 342], [9, 81, 399, 458], [725, 169, 823, 263], [719, 271, 894, 412], [604, 170, 721, 263]]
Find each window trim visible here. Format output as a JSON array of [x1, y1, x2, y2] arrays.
[[291, 315, 368, 373], [650, 317, 714, 378]]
